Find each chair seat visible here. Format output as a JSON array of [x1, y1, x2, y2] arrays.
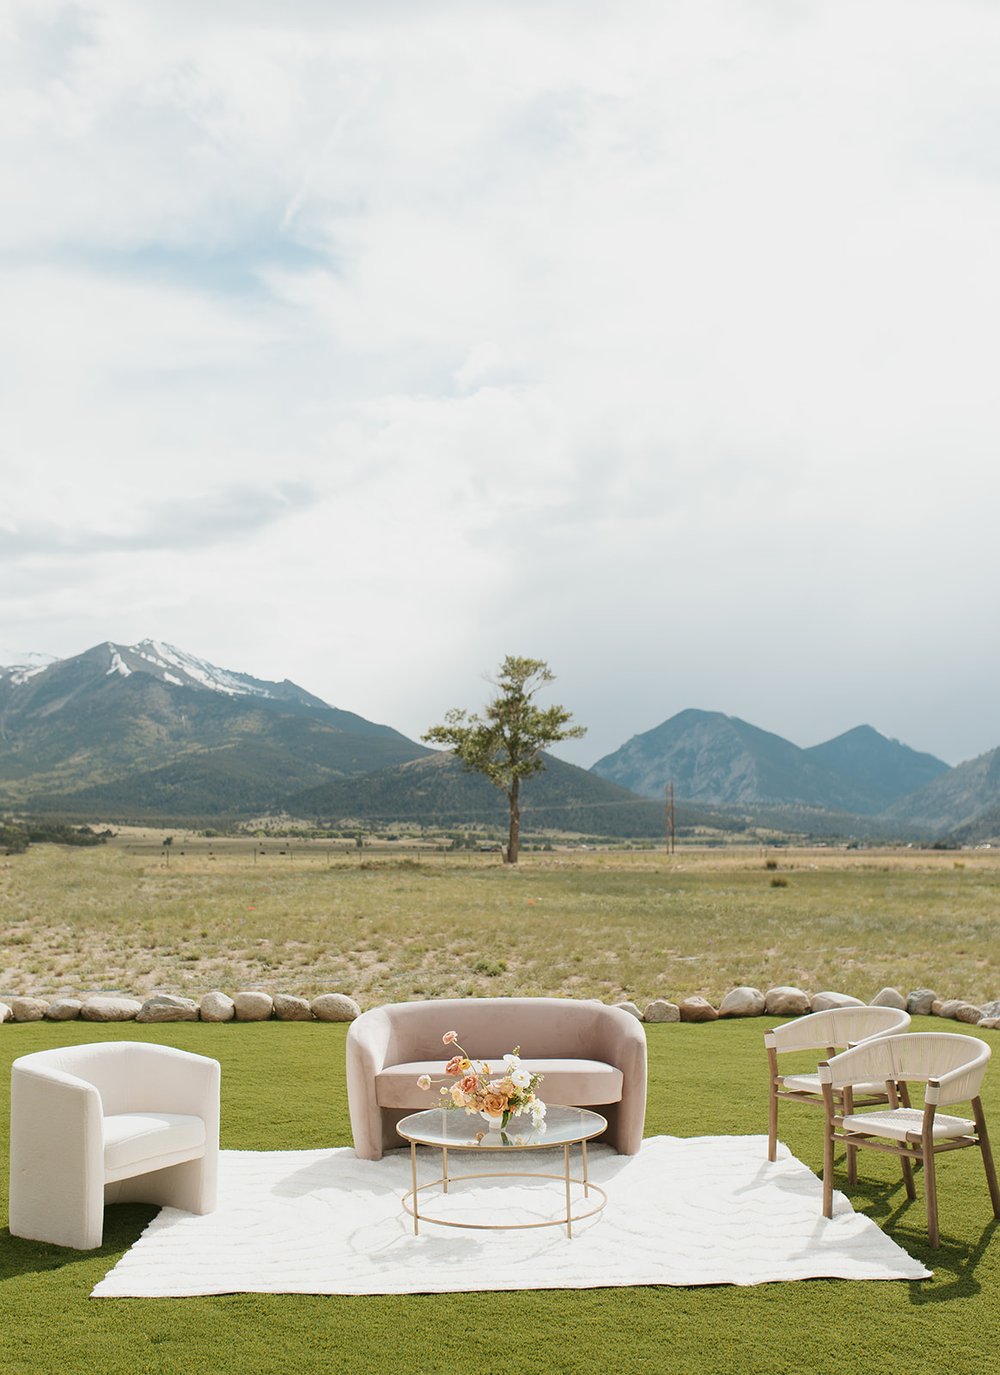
[[841, 1107, 975, 1143], [781, 1073, 887, 1096], [375, 1058, 624, 1109], [103, 1112, 207, 1173]]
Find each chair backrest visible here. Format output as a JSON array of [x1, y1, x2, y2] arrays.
[[821, 1033, 991, 1106], [765, 1005, 910, 1054], [11, 1042, 205, 1115]]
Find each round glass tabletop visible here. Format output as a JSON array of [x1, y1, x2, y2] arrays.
[[396, 1103, 607, 1149]]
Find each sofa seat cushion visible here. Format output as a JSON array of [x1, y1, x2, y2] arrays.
[[103, 1112, 206, 1174], [375, 1058, 624, 1109]]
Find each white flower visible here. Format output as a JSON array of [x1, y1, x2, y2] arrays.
[[511, 1067, 531, 1088], [503, 1052, 521, 1070]]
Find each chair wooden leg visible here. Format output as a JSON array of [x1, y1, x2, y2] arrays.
[[843, 1087, 857, 1184], [923, 1137, 939, 1248], [822, 1115, 835, 1218], [973, 1098, 1000, 1218], [768, 1084, 779, 1162]]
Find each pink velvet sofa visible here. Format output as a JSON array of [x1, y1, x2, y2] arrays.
[[346, 996, 647, 1160]]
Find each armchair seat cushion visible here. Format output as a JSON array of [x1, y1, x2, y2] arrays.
[[103, 1112, 207, 1174], [841, 1107, 975, 1142], [376, 1058, 624, 1110]]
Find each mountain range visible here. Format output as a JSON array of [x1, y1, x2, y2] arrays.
[[2, 640, 999, 842], [591, 709, 950, 815]]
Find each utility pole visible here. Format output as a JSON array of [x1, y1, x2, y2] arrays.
[[665, 782, 676, 855]]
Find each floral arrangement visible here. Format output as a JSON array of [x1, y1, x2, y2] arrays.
[[418, 1029, 546, 1131]]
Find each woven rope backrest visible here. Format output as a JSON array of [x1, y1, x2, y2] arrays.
[[770, 1005, 909, 1054], [823, 1033, 991, 1105]]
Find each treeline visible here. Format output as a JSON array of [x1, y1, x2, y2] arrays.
[[0, 819, 114, 854]]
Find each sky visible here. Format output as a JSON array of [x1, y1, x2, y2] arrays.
[[2, 0, 1000, 770]]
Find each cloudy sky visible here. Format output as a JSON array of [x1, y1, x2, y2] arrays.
[[2, 0, 999, 769]]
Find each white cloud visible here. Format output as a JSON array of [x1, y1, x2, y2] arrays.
[[3, 0, 1000, 768]]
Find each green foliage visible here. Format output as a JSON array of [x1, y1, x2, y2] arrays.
[[423, 656, 586, 862], [0, 818, 109, 852]]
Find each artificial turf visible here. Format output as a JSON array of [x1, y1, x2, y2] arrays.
[[1, 1015, 997, 1375]]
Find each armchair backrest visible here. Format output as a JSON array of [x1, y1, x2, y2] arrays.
[[11, 1041, 219, 1118], [765, 1005, 909, 1054], [820, 1033, 991, 1106]]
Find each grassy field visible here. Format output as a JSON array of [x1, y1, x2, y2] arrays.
[[2, 844, 1000, 1373], [1, 840, 999, 1008], [2, 1017, 999, 1375]]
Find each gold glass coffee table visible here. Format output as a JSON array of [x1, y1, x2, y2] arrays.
[[396, 1104, 608, 1238]]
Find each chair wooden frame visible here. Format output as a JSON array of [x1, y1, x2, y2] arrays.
[[819, 1032, 1000, 1248], [765, 1006, 911, 1182]]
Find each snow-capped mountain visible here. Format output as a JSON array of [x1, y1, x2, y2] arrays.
[[0, 639, 427, 815], [96, 639, 330, 708]]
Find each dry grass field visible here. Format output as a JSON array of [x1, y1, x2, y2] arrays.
[[2, 836, 999, 1008]]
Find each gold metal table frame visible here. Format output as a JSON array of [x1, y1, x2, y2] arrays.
[[396, 1105, 609, 1239]]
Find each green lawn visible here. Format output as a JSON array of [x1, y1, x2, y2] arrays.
[[1, 1016, 998, 1375]]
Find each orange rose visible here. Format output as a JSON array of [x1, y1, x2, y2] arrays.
[[483, 1092, 507, 1116]]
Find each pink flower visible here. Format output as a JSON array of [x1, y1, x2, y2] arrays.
[[458, 1074, 479, 1095], [442, 1030, 459, 1045], [444, 1055, 466, 1076], [417, 1074, 432, 1091]]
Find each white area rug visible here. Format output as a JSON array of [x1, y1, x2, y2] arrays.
[[92, 1135, 929, 1296]]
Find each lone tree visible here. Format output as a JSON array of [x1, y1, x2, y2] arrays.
[[423, 655, 586, 865]]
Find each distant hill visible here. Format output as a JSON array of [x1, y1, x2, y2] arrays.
[[0, 639, 427, 814], [803, 724, 949, 811], [883, 747, 1000, 836], [590, 709, 949, 817], [287, 750, 743, 839]]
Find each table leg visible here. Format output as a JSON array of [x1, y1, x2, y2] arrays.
[[442, 1145, 449, 1194], [582, 1138, 590, 1197], [410, 1142, 419, 1236], [565, 1143, 573, 1238]]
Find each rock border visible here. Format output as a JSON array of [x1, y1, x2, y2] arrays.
[[1, 985, 998, 1029]]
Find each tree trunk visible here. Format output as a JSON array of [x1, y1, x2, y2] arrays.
[[506, 777, 520, 864]]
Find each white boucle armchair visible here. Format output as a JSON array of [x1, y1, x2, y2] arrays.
[[9, 1041, 220, 1250]]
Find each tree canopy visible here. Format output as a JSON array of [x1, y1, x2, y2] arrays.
[[423, 655, 586, 863]]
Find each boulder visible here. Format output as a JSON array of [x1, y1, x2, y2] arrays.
[[764, 986, 811, 1017], [869, 987, 907, 1010], [0, 1002, 12, 1024], [45, 998, 83, 1021], [615, 1001, 645, 1021], [936, 999, 983, 1024], [718, 986, 765, 1018], [978, 1017, 1000, 1030], [10, 996, 49, 1022], [979, 999, 1000, 1018], [311, 993, 361, 1023], [136, 994, 199, 1023], [234, 991, 274, 1022], [931, 999, 943, 1015], [679, 996, 718, 1023], [811, 991, 865, 1012], [643, 999, 679, 1023], [273, 993, 314, 1021], [80, 995, 142, 1022], [907, 988, 938, 1016], [200, 991, 236, 1023]]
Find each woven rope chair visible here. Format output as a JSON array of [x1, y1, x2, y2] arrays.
[[765, 1005, 910, 1182], [819, 1032, 1000, 1247]]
